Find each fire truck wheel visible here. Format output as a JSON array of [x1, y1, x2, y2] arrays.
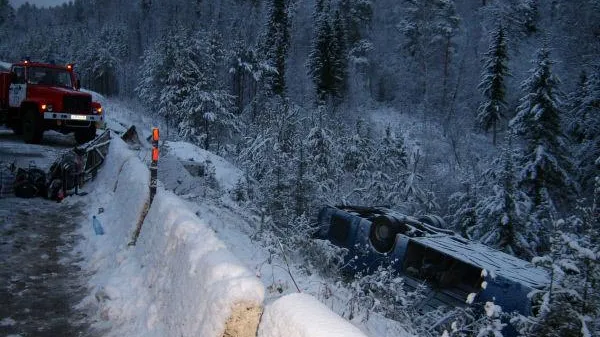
[[22, 108, 43, 144], [10, 122, 23, 135], [74, 125, 96, 144]]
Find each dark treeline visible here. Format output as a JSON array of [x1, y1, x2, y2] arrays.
[[1, 0, 599, 335]]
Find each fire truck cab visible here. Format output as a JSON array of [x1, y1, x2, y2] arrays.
[[0, 60, 103, 144]]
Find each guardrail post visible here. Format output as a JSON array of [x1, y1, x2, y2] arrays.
[[150, 127, 159, 199], [128, 127, 160, 246]]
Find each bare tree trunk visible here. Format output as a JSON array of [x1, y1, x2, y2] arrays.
[[204, 119, 210, 150], [420, 47, 429, 115], [442, 34, 451, 111], [443, 56, 465, 136]]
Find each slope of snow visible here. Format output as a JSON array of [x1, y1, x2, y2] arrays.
[[258, 293, 368, 337], [164, 140, 242, 191]]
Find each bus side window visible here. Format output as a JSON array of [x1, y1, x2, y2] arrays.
[[12, 67, 25, 84]]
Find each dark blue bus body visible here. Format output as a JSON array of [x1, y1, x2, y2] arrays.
[[316, 205, 548, 318]]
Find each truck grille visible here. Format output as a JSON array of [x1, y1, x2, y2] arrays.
[[63, 95, 91, 114]]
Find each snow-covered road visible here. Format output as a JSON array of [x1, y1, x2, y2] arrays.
[[0, 198, 94, 337], [0, 128, 98, 337]]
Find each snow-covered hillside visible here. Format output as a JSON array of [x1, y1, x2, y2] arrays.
[[73, 97, 409, 337]]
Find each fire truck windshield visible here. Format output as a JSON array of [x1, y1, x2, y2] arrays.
[[27, 66, 73, 88]]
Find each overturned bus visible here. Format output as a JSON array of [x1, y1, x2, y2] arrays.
[[316, 205, 549, 316]]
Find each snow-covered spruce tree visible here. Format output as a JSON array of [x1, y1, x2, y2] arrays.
[[307, 3, 334, 106], [448, 179, 479, 239], [565, 71, 589, 144], [514, 218, 599, 337], [399, 0, 460, 110], [267, 143, 294, 221], [307, 2, 348, 106], [251, 102, 302, 222], [79, 25, 128, 95], [331, 10, 348, 105], [480, 1, 541, 50], [305, 106, 340, 202], [136, 30, 184, 132], [180, 32, 238, 151], [575, 185, 600, 326], [341, 119, 375, 203], [338, 0, 372, 103], [509, 47, 576, 209], [595, 157, 600, 225], [136, 28, 237, 149], [136, 40, 167, 116], [475, 134, 535, 259], [275, 103, 303, 218], [571, 68, 600, 197], [477, 25, 509, 146], [401, 0, 460, 64], [235, 99, 300, 223], [309, 0, 370, 107], [368, 126, 408, 205], [0, 0, 13, 26], [262, 0, 290, 97], [338, 0, 372, 48], [228, 43, 276, 115]]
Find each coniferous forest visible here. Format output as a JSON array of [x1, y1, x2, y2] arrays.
[[1, 0, 599, 335]]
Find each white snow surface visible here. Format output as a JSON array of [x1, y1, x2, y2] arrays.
[[164, 140, 242, 191], [258, 293, 368, 337]]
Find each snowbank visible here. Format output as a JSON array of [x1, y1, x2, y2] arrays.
[[79, 135, 263, 337], [258, 293, 368, 337], [85, 137, 149, 241], [133, 189, 265, 337], [76, 137, 152, 336]]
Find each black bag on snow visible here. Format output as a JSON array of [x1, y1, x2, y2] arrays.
[[13, 167, 48, 198]]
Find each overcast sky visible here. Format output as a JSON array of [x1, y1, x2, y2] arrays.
[[9, 0, 69, 8]]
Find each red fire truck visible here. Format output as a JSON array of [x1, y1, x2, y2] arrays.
[[0, 60, 103, 144]]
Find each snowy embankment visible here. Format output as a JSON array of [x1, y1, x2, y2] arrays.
[[78, 135, 366, 336], [258, 293, 367, 337]]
